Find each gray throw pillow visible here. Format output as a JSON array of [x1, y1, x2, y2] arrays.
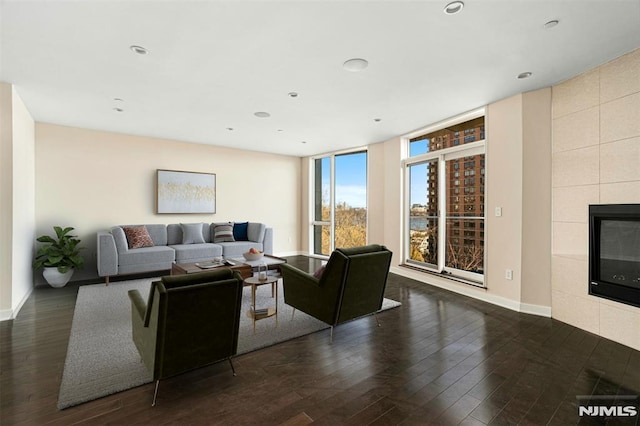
[[181, 223, 205, 244]]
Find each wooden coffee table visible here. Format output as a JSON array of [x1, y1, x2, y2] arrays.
[[171, 260, 252, 279]]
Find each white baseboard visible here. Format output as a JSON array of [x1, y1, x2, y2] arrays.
[[390, 266, 551, 318], [0, 309, 12, 322], [0, 287, 34, 322]]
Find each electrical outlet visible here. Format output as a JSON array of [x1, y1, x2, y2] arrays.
[[495, 207, 502, 217], [505, 269, 513, 280]]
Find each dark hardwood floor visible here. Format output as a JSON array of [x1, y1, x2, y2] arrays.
[[1, 256, 638, 425]]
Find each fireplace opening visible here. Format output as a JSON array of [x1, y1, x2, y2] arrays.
[[589, 204, 640, 308]]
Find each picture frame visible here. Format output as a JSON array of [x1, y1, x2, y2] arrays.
[[156, 169, 216, 214]]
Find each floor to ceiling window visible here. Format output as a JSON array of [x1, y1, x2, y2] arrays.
[[311, 150, 367, 256], [404, 112, 486, 284]]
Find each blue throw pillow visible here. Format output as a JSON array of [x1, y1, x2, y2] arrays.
[[233, 222, 249, 241]]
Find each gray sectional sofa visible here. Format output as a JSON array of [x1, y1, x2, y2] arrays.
[[97, 222, 273, 284]]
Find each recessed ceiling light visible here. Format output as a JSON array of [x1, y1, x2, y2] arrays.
[[301, 141, 307, 144], [517, 72, 533, 79], [113, 98, 124, 102], [374, 118, 382, 122], [343, 58, 368, 72], [277, 129, 284, 132], [544, 20, 559, 29], [254, 112, 271, 118], [444, 1, 464, 15], [288, 92, 298, 98], [113, 107, 123, 112], [130, 45, 148, 55], [226, 127, 234, 131]]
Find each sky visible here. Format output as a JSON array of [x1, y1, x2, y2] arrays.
[[320, 151, 368, 208]]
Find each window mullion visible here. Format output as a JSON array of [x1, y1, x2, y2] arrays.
[[437, 155, 446, 273]]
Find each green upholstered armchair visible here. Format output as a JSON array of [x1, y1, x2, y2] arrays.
[[280, 244, 392, 342], [128, 268, 243, 405]]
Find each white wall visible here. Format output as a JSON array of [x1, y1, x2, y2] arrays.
[[35, 123, 302, 283], [551, 48, 640, 350], [0, 83, 14, 319], [0, 83, 36, 320]]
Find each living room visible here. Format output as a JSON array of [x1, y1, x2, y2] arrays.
[[1, 1, 639, 423]]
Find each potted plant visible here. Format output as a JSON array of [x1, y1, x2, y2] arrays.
[[33, 226, 84, 288]]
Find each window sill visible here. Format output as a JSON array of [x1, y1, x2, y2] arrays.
[[399, 263, 486, 289]]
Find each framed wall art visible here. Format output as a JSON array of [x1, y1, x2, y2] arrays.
[[157, 169, 216, 214]]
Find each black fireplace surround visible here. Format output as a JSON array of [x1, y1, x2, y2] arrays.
[[589, 204, 640, 308]]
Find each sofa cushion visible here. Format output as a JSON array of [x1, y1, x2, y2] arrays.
[[118, 245, 175, 266], [123, 226, 155, 249], [213, 223, 235, 243], [181, 223, 206, 244], [233, 222, 249, 241], [171, 243, 222, 262], [217, 241, 262, 258]]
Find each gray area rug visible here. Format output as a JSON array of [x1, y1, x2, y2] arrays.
[[57, 278, 401, 409]]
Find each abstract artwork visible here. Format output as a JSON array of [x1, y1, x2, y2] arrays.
[[157, 170, 216, 214]]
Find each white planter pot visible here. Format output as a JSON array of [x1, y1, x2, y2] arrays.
[[42, 267, 74, 288]]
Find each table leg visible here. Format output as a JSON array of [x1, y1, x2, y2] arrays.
[[252, 284, 256, 334]]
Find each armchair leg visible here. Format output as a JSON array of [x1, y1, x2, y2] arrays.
[[228, 357, 236, 376], [152, 380, 160, 406], [330, 326, 334, 344], [291, 308, 296, 321], [374, 312, 381, 327]]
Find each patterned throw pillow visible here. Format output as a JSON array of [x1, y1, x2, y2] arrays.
[[313, 264, 326, 279], [213, 223, 235, 243], [123, 226, 155, 249]]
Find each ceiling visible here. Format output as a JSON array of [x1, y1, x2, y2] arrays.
[[2, 1, 639, 157]]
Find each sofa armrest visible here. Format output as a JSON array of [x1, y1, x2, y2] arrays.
[[263, 227, 273, 255], [97, 231, 118, 277]]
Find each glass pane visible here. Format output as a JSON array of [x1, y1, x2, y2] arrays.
[[409, 160, 438, 266], [314, 157, 331, 222], [409, 116, 484, 156], [313, 224, 331, 256], [445, 218, 484, 274], [335, 152, 367, 249], [445, 153, 484, 274]]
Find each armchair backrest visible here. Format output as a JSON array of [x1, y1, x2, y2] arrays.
[[316, 244, 392, 325], [148, 269, 243, 379]]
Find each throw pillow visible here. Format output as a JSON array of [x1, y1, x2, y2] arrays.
[[123, 226, 155, 249], [181, 223, 205, 244], [313, 264, 326, 279], [213, 223, 235, 243], [233, 222, 249, 241]]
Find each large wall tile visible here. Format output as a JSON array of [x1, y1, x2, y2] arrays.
[[552, 146, 599, 188], [551, 255, 588, 297], [552, 289, 600, 334], [601, 92, 640, 143], [552, 69, 599, 118], [600, 181, 640, 203], [552, 185, 599, 223], [552, 107, 599, 153], [599, 303, 640, 351], [600, 137, 640, 183], [552, 222, 588, 257], [600, 48, 640, 103]]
